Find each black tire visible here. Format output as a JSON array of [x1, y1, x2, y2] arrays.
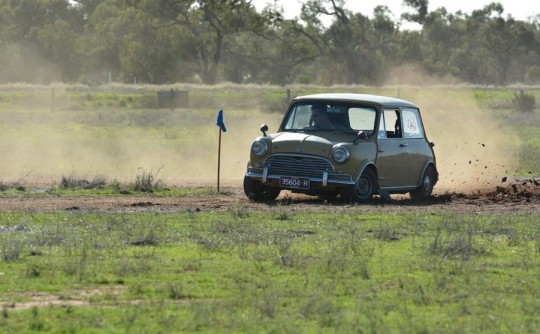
[[410, 166, 436, 200], [243, 176, 281, 202], [341, 168, 377, 203]]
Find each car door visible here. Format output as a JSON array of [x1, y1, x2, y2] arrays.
[[376, 109, 411, 188], [401, 108, 430, 186]]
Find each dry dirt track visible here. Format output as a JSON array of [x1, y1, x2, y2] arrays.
[[1, 179, 539, 215]]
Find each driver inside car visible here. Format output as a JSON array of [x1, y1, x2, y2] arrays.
[[310, 103, 334, 130]]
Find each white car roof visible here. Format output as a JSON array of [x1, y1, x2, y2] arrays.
[[294, 93, 418, 109]]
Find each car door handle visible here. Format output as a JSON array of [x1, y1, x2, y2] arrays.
[[399, 143, 408, 148]]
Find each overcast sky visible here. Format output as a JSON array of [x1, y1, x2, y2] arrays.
[[252, 0, 540, 28]]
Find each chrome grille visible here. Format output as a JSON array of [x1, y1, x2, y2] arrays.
[[265, 154, 335, 178]]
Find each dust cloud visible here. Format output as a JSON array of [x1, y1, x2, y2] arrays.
[[0, 91, 283, 188], [383, 65, 517, 194]]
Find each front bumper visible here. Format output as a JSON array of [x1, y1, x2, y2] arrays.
[[246, 153, 355, 190], [246, 168, 354, 190]]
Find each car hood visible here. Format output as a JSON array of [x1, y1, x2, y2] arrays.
[[270, 132, 344, 156]]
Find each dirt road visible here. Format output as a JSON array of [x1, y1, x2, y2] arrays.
[[1, 180, 539, 215]]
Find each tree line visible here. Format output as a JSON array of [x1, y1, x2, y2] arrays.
[[1, 0, 539, 86]]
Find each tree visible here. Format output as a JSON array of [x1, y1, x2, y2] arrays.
[[87, 1, 185, 84], [402, 0, 428, 24], [0, 0, 84, 82], [418, 8, 465, 78], [466, 3, 535, 85], [298, 0, 399, 84], [136, 0, 264, 84]]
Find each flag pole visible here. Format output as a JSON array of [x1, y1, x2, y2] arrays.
[[216, 109, 226, 193], [217, 127, 222, 192]]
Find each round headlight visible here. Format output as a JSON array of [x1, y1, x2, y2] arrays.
[[251, 140, 268, 157], [332, 146, 350, 164]]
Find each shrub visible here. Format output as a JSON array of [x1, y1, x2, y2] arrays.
[[512, 90, 536, 113], [525, 65, 540, 84], [130, 168, 165, 192], [60, 173, 106, 189]]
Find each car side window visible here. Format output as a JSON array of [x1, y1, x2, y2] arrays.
[[402, 108, 424, 139], [380, 109, 402, 139]]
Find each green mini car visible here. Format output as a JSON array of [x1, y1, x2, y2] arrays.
[[244, 93, 438, 202]]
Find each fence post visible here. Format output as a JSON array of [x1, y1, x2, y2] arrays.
[[286, 88, 291, 103]]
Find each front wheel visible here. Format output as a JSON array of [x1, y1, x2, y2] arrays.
[[243, 176, 281, 202], [410, 166, 437, 200], [341, 169, 377, 203]]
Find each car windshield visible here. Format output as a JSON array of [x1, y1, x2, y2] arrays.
[[282, 102, 377, 134]]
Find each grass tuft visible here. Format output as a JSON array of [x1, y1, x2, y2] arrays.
[[129, 168, 165, 193], [60, 172, 106, 190]]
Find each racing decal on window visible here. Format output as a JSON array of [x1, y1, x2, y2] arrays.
[[402, 109, 423, 138]]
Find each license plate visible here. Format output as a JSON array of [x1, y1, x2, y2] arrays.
[[280, 176, 310, 189]]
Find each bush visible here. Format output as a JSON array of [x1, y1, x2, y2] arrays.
[[525, 65, 540, 84], [512, 90, 536, 113], [60, 173, 106, 189], [130, 168, 165, 192]]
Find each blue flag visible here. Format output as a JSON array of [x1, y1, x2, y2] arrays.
[[216, 109, 227, 132]]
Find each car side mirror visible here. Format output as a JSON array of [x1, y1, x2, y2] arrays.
[[430, 141, 435, 147], [353, 131, 368, 144], [260, 124, 269, 136]]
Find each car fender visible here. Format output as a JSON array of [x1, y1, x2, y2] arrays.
[[352, 160, 378, 184], [415, 161, 438, 187]]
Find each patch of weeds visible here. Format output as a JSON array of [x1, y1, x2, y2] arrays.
[[271, 207, 290, 221], [25, 263, 42, 278], [428, 217, 488, 260], [512, 90, 536, 113], [255, 286, 280, 319], [113, 253, 154, 276], [371, 224, 403, 242], [0, 182, 26, 192], [321, 227, 373, 279], [60, 172, 106, 190], [534, 224, 540, 253], [110, 179, 130, 194], [227, 202, 250, 219], [29, 307, 45, 331], [0, 235, 25, 262], [130, 167, 165, 193], [62, 256, 90, 280], [123, 220, 164, 247], [275, 233, 294, 267], [300, 294, 337, 327], [166, 282, 191, 300], [179, 258, 202, 272], [129, 235, 158, 246], [192, 234, 225, 251]]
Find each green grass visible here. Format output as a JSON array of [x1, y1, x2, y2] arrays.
[[0, 183, 222, 198], [0, 210, 538, 332]]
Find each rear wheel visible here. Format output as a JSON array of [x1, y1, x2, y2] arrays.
[[243, 176, 281, 202], [341, 169, 377, 203], [410, 166, 436, 200]]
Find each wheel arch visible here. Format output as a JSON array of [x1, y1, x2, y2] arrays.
[[354, 162, 379, 189], [417, 162, 438, 187]]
